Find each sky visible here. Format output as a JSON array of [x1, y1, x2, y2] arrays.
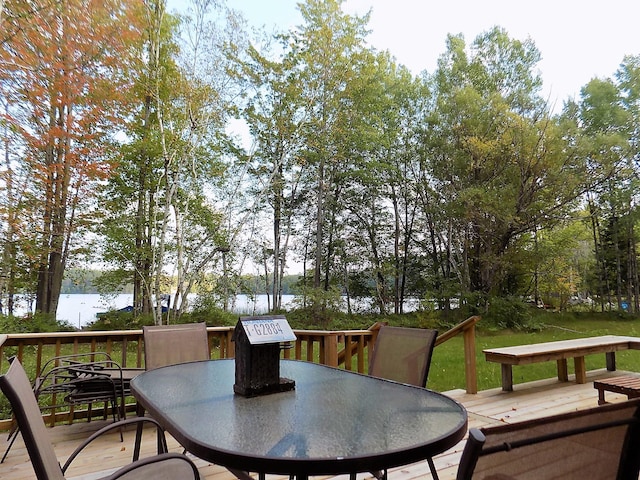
[[209, 0, 640, 113]]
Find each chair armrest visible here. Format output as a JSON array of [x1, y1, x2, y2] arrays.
[[61, 417, 169, 473], [456, 428, 485, 480], [38, 352, 114, 376], [102, 452, 200, 480], [36, 362, 118, 397]]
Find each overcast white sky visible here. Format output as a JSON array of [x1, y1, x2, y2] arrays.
[[211, 0, 640, 113]]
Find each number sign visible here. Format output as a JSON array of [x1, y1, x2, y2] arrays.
[[240, 317, 297, 345]]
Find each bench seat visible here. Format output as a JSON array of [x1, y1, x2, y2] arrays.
[[483, 335, 640, 391], [594, 375, 640, 404]]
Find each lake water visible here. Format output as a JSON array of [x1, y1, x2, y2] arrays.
[[16, 293, 297, 328], [14, 293, 422, 328]]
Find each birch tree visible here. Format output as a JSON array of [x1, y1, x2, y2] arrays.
[[98, 0, 233, 323]]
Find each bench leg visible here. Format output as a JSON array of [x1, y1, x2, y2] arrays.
[[501, 364, 513, 391], [596, 387, 607, 405], [606, 352, 616, 371], [557, 359, 568, 382], [574, 356, 586, 383]]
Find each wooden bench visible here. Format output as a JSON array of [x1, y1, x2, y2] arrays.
[[483, 335, 640, 391], [594, 375, 640, 405]]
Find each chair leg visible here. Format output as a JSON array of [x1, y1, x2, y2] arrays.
[[427, 456, 439, 480], [133, 403, 145, 461], [1, 427, 19, 463], [111, 398, 123, 442], [227, 467, 253, 480], [367, 470, 386, 480]]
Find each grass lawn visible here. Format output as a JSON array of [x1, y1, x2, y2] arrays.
[[429, 315, 640, 392]]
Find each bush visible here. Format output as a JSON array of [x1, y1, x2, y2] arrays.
[[0, 313, 74, 333], [85, 311, 155, 330], [482, 296, 542, 331], [186, 305, 238, 326]]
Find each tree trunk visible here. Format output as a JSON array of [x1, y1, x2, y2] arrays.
[[313, 157, 325, 290]]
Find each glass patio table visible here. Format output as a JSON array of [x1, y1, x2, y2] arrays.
[[130, 359, 467, 479]]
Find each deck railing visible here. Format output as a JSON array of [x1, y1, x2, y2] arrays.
[[0, 316, 480, 430]]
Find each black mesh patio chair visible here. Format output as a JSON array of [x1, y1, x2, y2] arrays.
[[140, 323, 254, 480], [367, 326, 440, 480], [456, 397, 640, 480], [0, 357, 200, 480], [2, 352, 131, 463], [36, 353, 124, 419]]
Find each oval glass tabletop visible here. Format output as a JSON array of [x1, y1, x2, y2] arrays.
[[131, 359, 467, 476]]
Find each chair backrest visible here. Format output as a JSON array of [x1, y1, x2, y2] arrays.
[[367, 326, 438, 388], [0, 358, 65, 480], [456, 398, 640, 480], [143, 323, 210, 370]]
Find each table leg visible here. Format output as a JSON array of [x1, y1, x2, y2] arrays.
[[427, 457, 439, 480], [501, 364, 513, 391]]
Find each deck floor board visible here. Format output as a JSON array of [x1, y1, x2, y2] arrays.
[[1, 368, 636, 480]]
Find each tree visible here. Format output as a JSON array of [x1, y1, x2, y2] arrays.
[[229, 35, 307, 312], [293, 0, 371, 319], [426, 28, 585, 305], [0, 0, 143, 316], [569, 62, 640, 312], [98, 0, 232, 323]]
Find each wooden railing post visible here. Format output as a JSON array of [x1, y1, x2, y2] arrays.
[[222, 329, 235, 358], [463, 320, 478, 394], [435, 315, 480, 394], [322, 332, 340, 367]]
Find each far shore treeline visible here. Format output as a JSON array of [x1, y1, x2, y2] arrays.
[[3, 0, 640, 330], [60, 271, 302, 297]]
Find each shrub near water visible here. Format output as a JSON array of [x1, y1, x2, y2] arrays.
[[481, 296, 543, 331], [0, 313, 74, 334]]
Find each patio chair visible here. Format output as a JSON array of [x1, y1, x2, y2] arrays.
[[132, 323, 211, 459], [143, 322, 210, 370], [0, 357, 200, 480], [36, 353, 126, 418], [368, 325, 438, 388], [456, 397, 640, 480], [2, 352, 127, 463], [367, 326, 439, 480]]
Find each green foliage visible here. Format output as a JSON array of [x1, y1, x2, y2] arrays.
[[483, 296, 542, 331], [188, 296, 239, 326], [0, 313, 75, 334], [92, 270, 133, 296], [6, 0, 640, 327], [289, 285, 344, 327], [84, 312, 155, 331]]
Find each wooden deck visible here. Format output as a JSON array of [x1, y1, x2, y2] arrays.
[[1, 368, 637, 480]]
